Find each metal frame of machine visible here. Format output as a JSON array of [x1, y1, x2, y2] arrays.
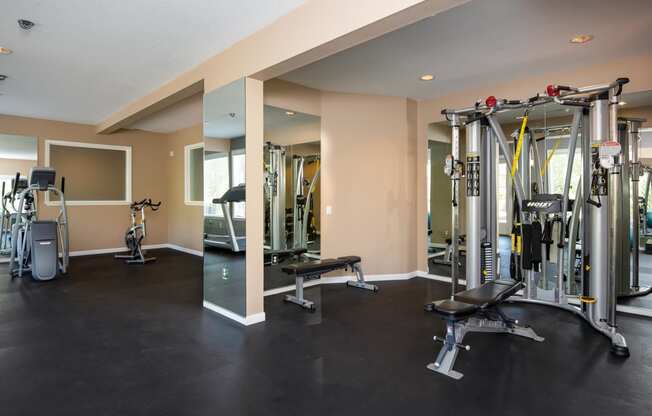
[[9, 167, 69, 280], [431, 78, 634, 376]]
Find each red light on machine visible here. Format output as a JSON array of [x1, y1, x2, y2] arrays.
[[546, 85, 560, 97], [485, 96, 497, 108]]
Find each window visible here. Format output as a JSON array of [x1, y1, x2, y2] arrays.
[[184, 143, 204, 205], [497, 162, 508, 223], [231, 149, 246, 219], [547, 150, 582, 199], [45, 140, 131, 205], [203, 151, 230, 217]]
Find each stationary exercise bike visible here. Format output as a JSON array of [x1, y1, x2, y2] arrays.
[[115, 198, 161, 264]]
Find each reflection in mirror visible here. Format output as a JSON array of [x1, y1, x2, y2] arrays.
[[619, 117, 652, 309], [202, 78, 247, 317], [0, 134, 37, 260], [262, 105, 321, 290]]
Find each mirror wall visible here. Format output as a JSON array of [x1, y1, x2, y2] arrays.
[[262, 105, 321, 290], [0, 134, 37, 262], [202, 78, 247, 316]]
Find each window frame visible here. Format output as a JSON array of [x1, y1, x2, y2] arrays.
[[44, 139, 132, 206], [184, 142, 204, 206]]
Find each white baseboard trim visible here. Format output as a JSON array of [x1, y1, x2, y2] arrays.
[[166, 244, 203, 257], [264, 279, 323, 296], [263, 271, 421, 297], [418, 272, 468, 286], [68, 243, 203, 258], [203, 300, 266, 325]]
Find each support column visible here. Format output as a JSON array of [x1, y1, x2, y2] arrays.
[[466, 119, 482, 289], [589, 95, 610, 324]]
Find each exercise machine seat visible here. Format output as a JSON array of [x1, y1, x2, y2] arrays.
[[282, 256, 361, 276], [454, 280, 522, 307]]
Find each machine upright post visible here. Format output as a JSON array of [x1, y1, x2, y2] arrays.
[[466, 119, 483, 289], [607, 92, 622, 326], [518, 128, 532, 295], [629, 120, 643, 289], [487, 126, 498, 280], [581, 108, 592, 308], [450, 114, 461, 295], [589, 95, 610, 324]]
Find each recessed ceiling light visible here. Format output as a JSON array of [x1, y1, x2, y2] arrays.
[[285, 111, 295, 116], [619, 101, 627, 106], [570, 34, 593, 44], [0, 47, 12, 55], [420, 74, 435, 81]]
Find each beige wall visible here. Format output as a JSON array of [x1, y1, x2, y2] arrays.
[[166, 124, 204, 252], [49, 145, 126, 201], [0, 114, 169, 252], [321, 91, 417, 275], [0, 158, 36, 178], [265, 119, 321, 145]]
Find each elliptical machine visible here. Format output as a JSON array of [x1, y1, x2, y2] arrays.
[[9, 168, 69, 281], [115, 198, 161, 264]]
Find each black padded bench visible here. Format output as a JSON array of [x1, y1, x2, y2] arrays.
[[281, 256, 378, 311], [425, 279, 543, 379]]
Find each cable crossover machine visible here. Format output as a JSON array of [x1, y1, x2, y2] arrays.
[[426, 78, 636, 379]]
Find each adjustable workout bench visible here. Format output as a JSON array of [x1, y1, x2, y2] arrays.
[[281, 256, 378, 311], [425, 279, 544, 380]]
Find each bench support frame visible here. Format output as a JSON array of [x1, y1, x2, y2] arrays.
[[284, 262, 378, 311], [345, 263, 379, 292], [428, 307, 544, 380]]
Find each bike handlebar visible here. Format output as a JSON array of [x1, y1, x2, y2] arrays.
[[130, 198, 162, 211]]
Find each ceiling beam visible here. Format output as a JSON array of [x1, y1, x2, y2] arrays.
[[96, 0, 468, 134]]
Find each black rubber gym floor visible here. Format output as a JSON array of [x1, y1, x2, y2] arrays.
[[1, 249, 651, 415]]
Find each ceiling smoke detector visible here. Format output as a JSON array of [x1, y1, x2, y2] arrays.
[[18, 19, 35, 30]]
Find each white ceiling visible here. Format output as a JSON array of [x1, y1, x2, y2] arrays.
[[0, 134, 37, 160], [282, 0, 652, 101], [264, 105, 319, 131], [0, 0, 306, 124]]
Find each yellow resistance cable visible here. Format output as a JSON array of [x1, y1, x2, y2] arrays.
[[511, 115, 528, 177], [540, 137, 562, 178]]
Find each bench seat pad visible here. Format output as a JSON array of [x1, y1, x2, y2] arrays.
[[454, 280, 522, 307], [429, 299, 478, 317], [282, 256, 361, 276]]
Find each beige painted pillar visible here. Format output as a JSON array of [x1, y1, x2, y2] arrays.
[[245, 78, 265, 321]]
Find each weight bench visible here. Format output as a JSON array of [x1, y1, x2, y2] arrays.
[[424, 279, 544, 380], [281, 256, 378, 311]]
